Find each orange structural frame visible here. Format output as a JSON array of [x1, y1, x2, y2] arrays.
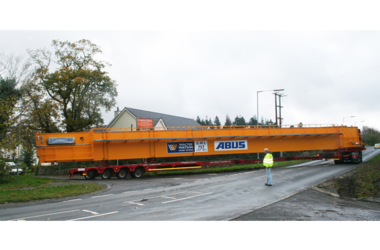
[[36, 124, 365, 163]]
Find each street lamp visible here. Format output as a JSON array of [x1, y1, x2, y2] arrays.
[[355, 120, 365, 135], [17, 111, 25, 176], [256, 88, 284, 159], [355, 120, 364, 126], [343, 116, 355, 125]]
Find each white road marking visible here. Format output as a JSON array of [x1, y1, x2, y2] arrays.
[[161, 196, 176, 199], [123, 191, 192, 204], [123, 190, 138, 193], [125, 201, 145, 206], [82, 210, 99, 215], [91, 194, 113, 198], [68, 211, 119, 221], [144, 189, 152, 191], [284, 160, 321, 168], [9, 210, 80, 221], [162, 192, 213, 204], [63, 199, 82, 202]]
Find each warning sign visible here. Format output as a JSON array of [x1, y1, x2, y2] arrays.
[[137, 118, 153, 128]]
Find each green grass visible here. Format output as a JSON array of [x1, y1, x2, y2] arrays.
[[147, 160, 310, 176], [0, 175, 65, 189], [0, 184, 104, 204], [0, 175, 104, 204], [336, 154, 380, 198]]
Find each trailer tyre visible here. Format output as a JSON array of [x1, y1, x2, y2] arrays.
[[132, 168, 144, 178], [118, 169, 128, 179], [85, 170, 96, 180], [101, 169, 112, 179]]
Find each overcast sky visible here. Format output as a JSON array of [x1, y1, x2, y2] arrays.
[[1, 1, 380, 131], [2, 0, 379, 244]]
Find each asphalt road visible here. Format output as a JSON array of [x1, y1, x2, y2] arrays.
[[1, 147, 379, 221]]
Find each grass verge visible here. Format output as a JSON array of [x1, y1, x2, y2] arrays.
[[0, 175, 104, 204], [146, 159, 310, 176], [336, 154, 380, 198], [0, 175, 65, 189]]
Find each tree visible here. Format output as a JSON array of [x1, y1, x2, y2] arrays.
[[204, 116, 213, 126], [1, 52, 34, 159], [196, 116, 202, 125], [233, 115, 246, 126], [20, 77, 61, 133], [265, 119, 274, 125], [0, 78, 21, 150], [0, 52, 32, 85], [214, 116, 221, 127], [224, 115, 232, 126], [248, 116, 258, 125], [362, 126, 380, 146], [28, 39, 118, 132], [22, 148, 35, 168]]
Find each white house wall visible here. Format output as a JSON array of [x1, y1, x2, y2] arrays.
[[110, 111, 137, 130], [155, 119, 167, 130]]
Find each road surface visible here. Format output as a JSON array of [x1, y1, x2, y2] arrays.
[[1, 147, 379, 221]]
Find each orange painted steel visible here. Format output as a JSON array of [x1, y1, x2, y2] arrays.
[[36, 124, 364, 163]]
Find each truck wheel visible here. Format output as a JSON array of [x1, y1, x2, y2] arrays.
[[132, 168, 144, 178], [334, 160, 342, 165], [118, 169, 127, 179], [101, 169, 112, 179], [85, 170, 96, 180]]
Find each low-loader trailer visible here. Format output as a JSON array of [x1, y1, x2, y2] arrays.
[[36, 124, 365, 179]]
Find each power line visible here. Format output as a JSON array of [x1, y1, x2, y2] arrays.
[[285, 64, 380, 95]]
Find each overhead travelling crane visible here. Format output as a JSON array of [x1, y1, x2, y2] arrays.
[[36, 124, 365, 179]]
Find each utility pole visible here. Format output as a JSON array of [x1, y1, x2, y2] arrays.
[[274, 93, 286, 157], [279, 94, 283, 126], [274, 93, 278, 125], [257, 89, 284, 159], [274, 93, 285, 126]]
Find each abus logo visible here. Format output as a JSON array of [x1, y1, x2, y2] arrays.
[[214, 140, 248, 151], [168, 144, 178, 151]]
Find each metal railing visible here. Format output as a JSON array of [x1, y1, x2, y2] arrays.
[[92, 124, 349, 134]]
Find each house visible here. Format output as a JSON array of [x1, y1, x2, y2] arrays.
[[107, 107, 200, 130]]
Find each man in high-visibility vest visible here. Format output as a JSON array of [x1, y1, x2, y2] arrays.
[[263, 148, 273, 186]]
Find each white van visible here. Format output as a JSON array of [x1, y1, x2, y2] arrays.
[[5, 162, 23, 175]]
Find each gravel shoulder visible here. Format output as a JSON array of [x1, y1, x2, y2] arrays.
[[232, 187, 380, 221], [232, 167, 380, 221]]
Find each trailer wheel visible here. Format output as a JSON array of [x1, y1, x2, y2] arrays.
[[85, 170, 96, 180], [131, 168, 144, 178], [101, 169, 112, 179], [118, 169, 128, 179]]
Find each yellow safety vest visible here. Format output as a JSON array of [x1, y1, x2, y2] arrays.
[[263, 153, 273, 167]]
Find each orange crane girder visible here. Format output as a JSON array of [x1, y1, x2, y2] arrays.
[[36, 125, 364, 163]]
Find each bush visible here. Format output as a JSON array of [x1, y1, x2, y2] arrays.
[[34, 166, 39, 175], [0, 157, 11, 183]]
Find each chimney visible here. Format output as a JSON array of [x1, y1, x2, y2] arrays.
[[114, 107, 121, 117]]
